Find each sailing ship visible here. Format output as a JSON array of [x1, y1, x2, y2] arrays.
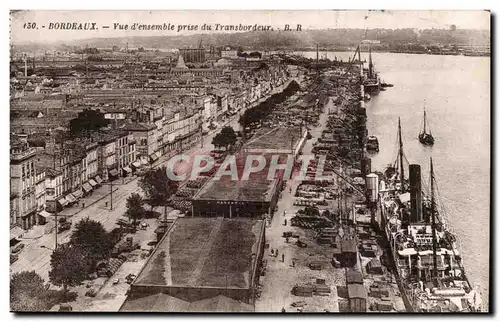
[[376, 118, 483, 312], [366, 135, 379, 153], [419, 108, 434, 146], [349, 45, 380, 95], [363, 46, 381, 95]]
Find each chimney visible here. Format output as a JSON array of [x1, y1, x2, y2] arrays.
[[409, 164, 423, 223], [360, 157, 371, 178]]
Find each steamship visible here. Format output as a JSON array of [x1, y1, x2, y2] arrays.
[[373, 118, 483, 312], [363, 47, 380, 95]]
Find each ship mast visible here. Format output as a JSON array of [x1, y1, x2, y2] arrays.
[[316, 44, 319, 79], [430, 157, 438, 277], [368, 45, 373, 79], [398, 117, 405, 193], [423, 108, 427, 134]]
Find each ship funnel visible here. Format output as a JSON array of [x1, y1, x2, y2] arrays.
[[409, 164, 423, 223], [361, 157, 371, 178]]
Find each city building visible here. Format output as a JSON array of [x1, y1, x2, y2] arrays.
[[34, 168, 47, 217], [10, 135, 38, 229], [44, 167, 63, 213], [164, 109, 201, 153], [113, 129, 131, 176], [124, 122, 158, 165], [97, 133, 118, 182], [221, 49, 238, 59]]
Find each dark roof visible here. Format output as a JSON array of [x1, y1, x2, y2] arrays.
[[35, 167, 46, 175], [367, 258, 382, 269], [189, 295, 254, 312], [120, 294, 253, 312], [346, 270, 363, 284], [348, 284, 367, 299], [124, 122, 157, 132], [120, 293, 189, 312], [341, 240, 357, 253], [43, 167, 62, 177]]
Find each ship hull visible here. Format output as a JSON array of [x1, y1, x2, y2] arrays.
[[418, 133, 434, 146], [376, 199, 415, 312], [376, 181, 482, 312], [364, 82, 380, 94], [375, 202, 415, 312]]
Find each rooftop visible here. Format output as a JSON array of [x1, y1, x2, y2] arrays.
[[134, 217, 264, 289], [193, 153, 284, 202], [124, 122, 157, 132], [243, 126, 305, 152], [120, 294, 253, 312]]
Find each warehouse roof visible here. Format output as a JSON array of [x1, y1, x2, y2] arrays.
[[120, 294, 253, 312], [193, 153, 285, 202], [134, 217, 265, 289], [243, 126, 305, 152]]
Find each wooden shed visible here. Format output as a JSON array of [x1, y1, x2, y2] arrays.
[[346, 270, 363, 285], [339, 240, 357, 267], [347, 284, 367, 312], [366, 258, 383, 275], [292, 284, 315, 297]]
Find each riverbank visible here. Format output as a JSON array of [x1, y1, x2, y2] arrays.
[[269, 49, 489, 57]]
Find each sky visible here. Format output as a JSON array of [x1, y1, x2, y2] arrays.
[[10, 10, 491, 44]]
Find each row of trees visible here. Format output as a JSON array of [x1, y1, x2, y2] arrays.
[[138, 165, 179, 216], [211, 126, 238, 151], [12, 168, 181, 311], [239, 80, 301, 129], [48, 218, 114, 296], [11, 218, 114, 310]]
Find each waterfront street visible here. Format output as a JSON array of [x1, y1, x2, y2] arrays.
[[10, 79, 292, 287], [255, 96, 341, 312]]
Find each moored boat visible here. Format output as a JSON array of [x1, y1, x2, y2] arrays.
[[419, 108, 434, 146], [374, 118, 483, 312]]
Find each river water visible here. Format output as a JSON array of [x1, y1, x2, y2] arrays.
[[298, 51, 490, 307]]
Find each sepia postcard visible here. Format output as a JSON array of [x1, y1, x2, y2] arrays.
[[9, 9, 490, 313]]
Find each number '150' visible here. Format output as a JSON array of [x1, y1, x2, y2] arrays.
[[23, 23, 37, 29]]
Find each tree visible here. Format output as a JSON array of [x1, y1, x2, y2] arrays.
[[219, 126, 237, 150], [49, 244, 89, 297], [125, 193, 145, 229], [212, 127, 237, 150], [212, 132, 224, 150], [69, 109, 109, 138], [139, 166, 179, 215], [70, 218, 113, 267], [10, 271, 47, 307]]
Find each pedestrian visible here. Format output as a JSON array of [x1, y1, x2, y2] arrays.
[[281, 307, 286, 313], [283, 210, 286, 216], [284, 219, 287, 226], [276, 249, 279, 257], [282, 253, 285, 262], [271, 248, 274, 256], [289, 187, 292, 193], [285, 237, 289, 243], [292, 259, 296, 267]]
